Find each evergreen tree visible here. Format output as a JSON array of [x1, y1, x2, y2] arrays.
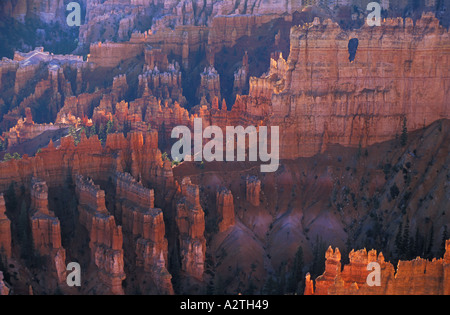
[[395, 221, 403, 258], [98, 123, 106, 144], [426, 225, 435, 259], [402, 217, 410, 259], [401, 116, 408, 147], [106, 119, 114, 135], [263, 276, 277, 295], [288, 246, 304, 294], [3, 153, 13, 162], [90, 124, 97, 138], [414, 227, 421, 257], [440, 226, 448, 258]]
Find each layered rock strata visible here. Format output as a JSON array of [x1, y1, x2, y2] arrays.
[[216, 188, 235, 232], [29, 178, 66, 283], [246, 176, 261, 207], [175, 177, 206, 280], [75, 175, 126, 295], [114, 171, 174, 294], [306, 240, 450, 295]]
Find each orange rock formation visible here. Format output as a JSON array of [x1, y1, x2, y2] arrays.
[[246, 176, 261, 207], [114, 172, 174, 294], [216, 187, 235, 232], [29, 178, 66, 283], [306, 240, 450, 295], [176, 177, 206, 280], [75, 175, 126, 295]]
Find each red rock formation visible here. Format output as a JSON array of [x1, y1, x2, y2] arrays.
[[88, 42, 144, 69], [56, 92, 104, 124], [114, 172, 174, 294], [29, 178, 66, 283], [306, 240, 450, 295], [75, 175, 126, 295], [259, 14, 450, 159], [216, 187, 235, 232], [246, 176, 261, 207], [138, 62, 184, 104], [233, 51, 249, 97], [197, 66, 221, 105], [0, 271, 9, 295], [7, 108, 64, 147], [0, 194, 12, 259], [176, 177, 206, 280]]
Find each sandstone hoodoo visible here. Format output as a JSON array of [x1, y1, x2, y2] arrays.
[[176, 178, 206, 281], [0, 0, 448, 296], [114, 172, 174, 294], [216, 188, 235, 233], [29, 178, 66, 284], [75, 175, 126, 295], [305, 240, 450, 295]]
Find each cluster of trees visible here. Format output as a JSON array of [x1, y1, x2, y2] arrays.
[[3, 152, 21, 161], [0, 138, 7, 151], [395, 217, 448, 261], [68, 119, 116, 145]]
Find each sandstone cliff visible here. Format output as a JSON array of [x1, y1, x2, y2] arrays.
[[114, 171, 174, 294], [176, 177, 206, 281], [216, 187, 235, 233], [306, 240, 450, 295], [75, 175, 126, 295], [29, 177, 66, 283]]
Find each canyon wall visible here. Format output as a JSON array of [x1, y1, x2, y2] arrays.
[[176, 177, 206, 281], [75, 175, 126, 295], [29, 178, 66, 283], [114, 171, 174, 294], [263, 13, 450, 158], [306, 240, 450, 295]]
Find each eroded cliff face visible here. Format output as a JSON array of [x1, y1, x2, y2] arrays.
[[0, 4, 448, 295], [114, 171, 174, 294], [29, 178, 66, 284], [306, 240, 450, 295], [232, 13, 450, 159], [75, 175, 126, 295], [176, 177, 206, 281]]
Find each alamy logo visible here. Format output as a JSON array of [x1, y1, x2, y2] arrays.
[[66, 262, 81, 287], [366, 262, 381, 287], [171, 118, 280, 173], [367, 2, 381, 27], [66, 2, 81, 27]]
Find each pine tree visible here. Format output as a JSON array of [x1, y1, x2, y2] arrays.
[[401, 116, 408, 147], [426, 225, 435, 259], [98, 123, 106, 144], [288, 246, 304, 294], [414, 227, 421, 256], [106, 119, 114, 135], [395, 221, 403, 258], [90, 124, 97, 138], [402, 217, 410, 259], [440, 226, 448, 258]]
